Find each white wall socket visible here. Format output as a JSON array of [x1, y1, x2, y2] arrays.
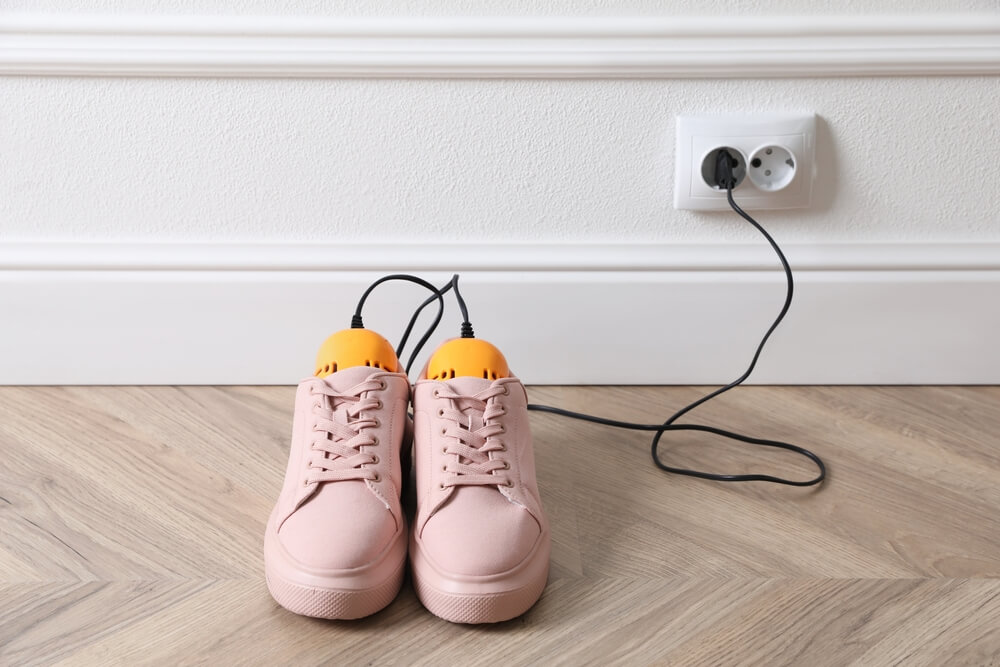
[[674, 112, 816, 211]]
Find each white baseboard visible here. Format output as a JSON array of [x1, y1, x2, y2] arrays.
[[2, 13, 998, 78], [1, 242, 998, 385]]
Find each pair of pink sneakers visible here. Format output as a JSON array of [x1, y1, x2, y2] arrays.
[[263, 348, 550, 624]]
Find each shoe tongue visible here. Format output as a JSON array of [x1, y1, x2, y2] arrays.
[[322, 365, 383, 392], [443, 377, 494, 397]]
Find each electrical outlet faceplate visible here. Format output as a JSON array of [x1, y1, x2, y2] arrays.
[[674, 113, 816, 211]]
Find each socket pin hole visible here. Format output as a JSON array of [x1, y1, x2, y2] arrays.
[[751, 158, 762, 168], [765, 169, 772, 176], [786, 158, 794, 167], [765, 148, 773, 155]]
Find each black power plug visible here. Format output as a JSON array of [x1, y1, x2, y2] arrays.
[[713, 148, 739, 189]]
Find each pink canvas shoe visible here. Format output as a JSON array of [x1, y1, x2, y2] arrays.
[[410, 339, 550, 623], [264, 362, 410, 619]]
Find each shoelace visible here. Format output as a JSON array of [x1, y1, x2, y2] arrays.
[[435, 385, 511, 488], [306, 378, 384, 485]]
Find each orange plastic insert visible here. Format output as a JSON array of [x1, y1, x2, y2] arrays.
[[314, 328, 399, 377], [427, 338, 510, 381]]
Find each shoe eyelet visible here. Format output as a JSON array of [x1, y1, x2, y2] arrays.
[[373, 418, 381, 428], [303, 479, 310, 486], [371, 455, 380, 464], [374, 399, 383, 409], [504, 480, 514, 487], [501, 385, 510, 395], [498, 442, 507, 451], [371, 436, 379, 446], [378, 380, 387, 390], [441, 427, 448, 435], [442, 465, 448, 472], [432, 389, 441, 398], [498, 425, 506, 434], [442, 446, 448, 454], [437, 409, 444, 417], [372, 473, 381, 482], [501, 461, 510, 470], [439, 483, 445, 489]]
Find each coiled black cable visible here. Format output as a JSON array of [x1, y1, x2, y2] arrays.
[[352, 150, 826, 486], [525, 150, 825, 486]]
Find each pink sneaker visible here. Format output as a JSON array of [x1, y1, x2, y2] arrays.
[[264, 366, 410, 619], [410, 369, 550, 623]]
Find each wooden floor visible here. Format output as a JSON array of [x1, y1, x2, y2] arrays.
[[2, 385, 1000, 666]]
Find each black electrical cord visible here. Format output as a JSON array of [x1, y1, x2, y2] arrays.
[[396, 277, 453, 371], [353, 271, 476, 376], [351, 273, 453, 374], [396, 274, 475, 374], [525, 149, 825, 487], [350, 151, 825, 486]]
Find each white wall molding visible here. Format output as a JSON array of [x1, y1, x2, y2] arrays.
[[2, 241, 998, 385], [4, 241, 1000, 272], [2, 13, 998, 78]]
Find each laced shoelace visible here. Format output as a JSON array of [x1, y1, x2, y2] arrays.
[[306, 378, 385, 485], [436, 385, 511, 489]]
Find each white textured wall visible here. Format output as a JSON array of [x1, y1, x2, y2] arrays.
[[2, 2, 998, 244], [4, 76, 998, 243]]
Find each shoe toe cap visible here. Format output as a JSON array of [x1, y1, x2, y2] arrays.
[[420, 487, 541, 576], [278, 481, 397, 570]]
